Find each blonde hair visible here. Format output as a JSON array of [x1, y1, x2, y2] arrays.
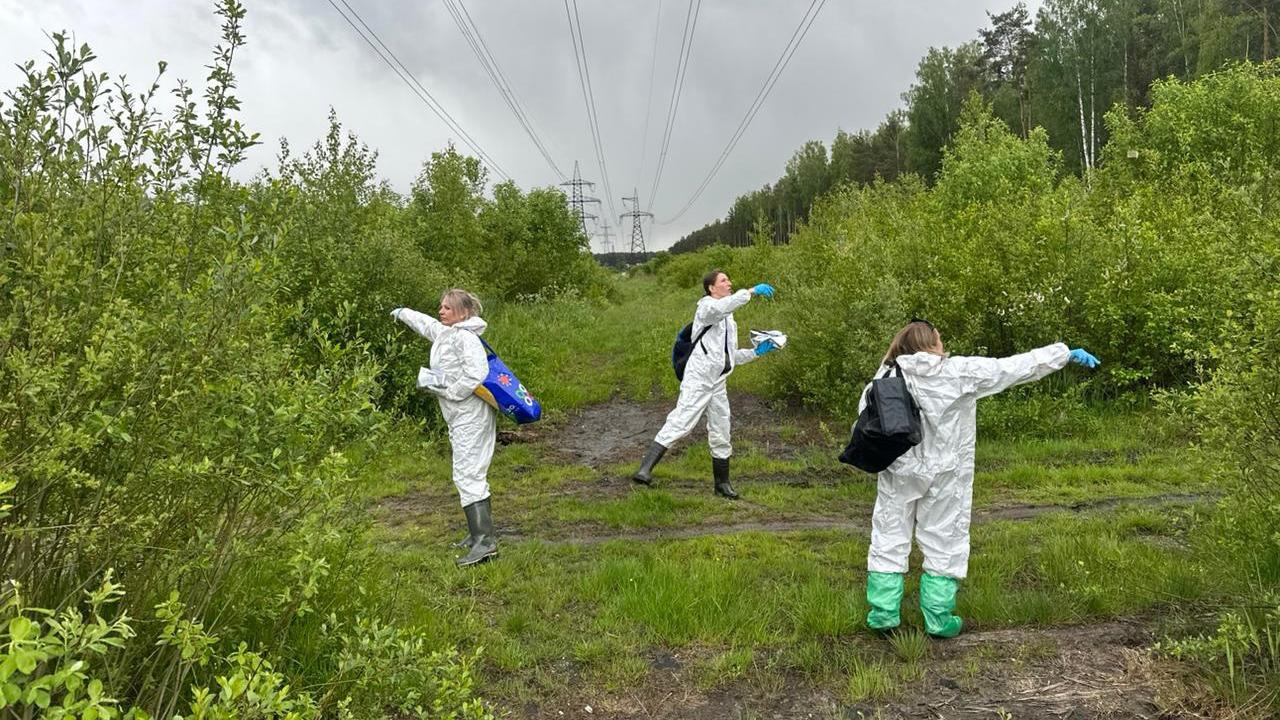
[[440, 288, 483, 319], [882, 320, 941, 365]]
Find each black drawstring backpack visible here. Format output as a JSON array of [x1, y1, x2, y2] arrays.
[[839, 362, 923, 473], [671, 320, 730, 381]]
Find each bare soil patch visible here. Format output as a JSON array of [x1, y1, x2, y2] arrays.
[[489, 492, 1212, 546], [549, 392, 830, 469], [519, 621, 1193, 719], [867, 621, 1178, 720]]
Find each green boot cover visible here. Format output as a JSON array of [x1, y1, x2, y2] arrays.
[[919, 573, 963, 638], [865, 572, 904, 631]]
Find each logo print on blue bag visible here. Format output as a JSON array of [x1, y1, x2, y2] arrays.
[[477, 338, 541, 423]]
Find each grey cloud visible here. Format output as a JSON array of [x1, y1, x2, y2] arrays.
[[2, 0, 1039, 249]]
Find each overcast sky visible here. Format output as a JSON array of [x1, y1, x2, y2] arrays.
[[2, 0, 1039, 251]]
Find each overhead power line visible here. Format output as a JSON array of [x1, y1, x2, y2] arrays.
[[327, 0, 511, 182], [635, 0, 664, 183], [564, 0, 619, 224], [442, 0, 567, 182], [645, 0, 702, 214], [658, 0, 829, 225]]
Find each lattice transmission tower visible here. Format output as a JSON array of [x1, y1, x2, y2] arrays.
[[596, 220, 616, 255], [560, 160, 601, 237], [619, 189, 653, 256]]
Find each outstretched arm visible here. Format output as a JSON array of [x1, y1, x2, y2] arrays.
[[392, 307, 443, 342], [953, 342, 1071, 399], [695, 289, 754, 327]]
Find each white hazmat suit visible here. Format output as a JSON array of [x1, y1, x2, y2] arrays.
[[654, 289, 761, 458], [862, 343, 1070, 579], [395, 308, 496, 507]]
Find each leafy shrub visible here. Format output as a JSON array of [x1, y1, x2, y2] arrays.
[[0, 3, 515, 715], [724, 80, 1280, 416], [258, 116, 611, 419], [1159, 598, 1280, 711], [655, 244, 736, 289], [0, 576, 495, 720]]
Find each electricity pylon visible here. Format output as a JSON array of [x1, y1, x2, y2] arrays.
[[619, 188, 653, 256], [560, 160, 601, 237], [596, 220, 616, 255]]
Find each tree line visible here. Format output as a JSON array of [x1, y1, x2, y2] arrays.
[[672, 0, 1280, 253]]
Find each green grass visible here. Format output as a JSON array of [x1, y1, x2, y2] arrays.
[[551, 490, 715, 529], [363, 404, 1224, 705], [692, 647, 755, 689], [844, 656, 896, 702], [481, 275, 785, 418], [483, 277, 710, 413], [355, 276, 1246, 711], [888, 629, 929, 664], [363, 501, 1238, 705]]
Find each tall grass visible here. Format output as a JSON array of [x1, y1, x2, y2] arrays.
[[481, 275, 781, 418]]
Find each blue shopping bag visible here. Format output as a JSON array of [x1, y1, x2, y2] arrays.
[[473, 339, 542, 424]]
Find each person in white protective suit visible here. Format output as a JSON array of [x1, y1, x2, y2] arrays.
[[391, 289, 499, 567], [632, 269, 781, 499], [862, 320, 1100, 637]]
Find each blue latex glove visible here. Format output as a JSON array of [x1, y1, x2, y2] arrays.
[[1068, 348, 1100, 368], [754, 339, 779, 357], [752, 283, 775, 298]]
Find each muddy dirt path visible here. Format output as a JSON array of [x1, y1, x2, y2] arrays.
[[381, 392, 1212, 545], [538, 392, 830, 468], [497, 492, 1210, 545], [525, 620, 1191, 720]]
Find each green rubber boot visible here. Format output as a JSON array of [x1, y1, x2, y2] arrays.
[[919, 573, 964, 638], [865, 572, 904, 632]]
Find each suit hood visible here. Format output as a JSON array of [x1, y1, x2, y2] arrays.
[[891, 351, 948, 376], [454, 316, 487, 335]]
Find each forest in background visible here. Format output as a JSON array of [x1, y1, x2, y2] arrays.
[[672, 0, 1280, 251]]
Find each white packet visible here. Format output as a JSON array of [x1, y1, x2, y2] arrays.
[[749, 329, 788, 349], [417, 367, 447, 390]]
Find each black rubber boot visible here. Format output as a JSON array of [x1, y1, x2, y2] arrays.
[[632, 442, 668, 486], [450, 505, 477, 549], [713, 457, 738, 499], [457, 498, 498, 567]]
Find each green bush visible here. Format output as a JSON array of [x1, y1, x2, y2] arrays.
[[0, 576, 495, 720], [257, 114, 612, 419], [758, 178, 927, 415], [0, 4, 509, 715], [655, 244, 736, 290], [1185, 282, 1280, 709], [719, 81, 1280, 417]]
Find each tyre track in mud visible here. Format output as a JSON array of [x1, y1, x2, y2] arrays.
[[498, 492, 1213, 546]]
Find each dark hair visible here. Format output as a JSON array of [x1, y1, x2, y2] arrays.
[[883, 321, 942, 365], [702, 269, 726, 296]]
